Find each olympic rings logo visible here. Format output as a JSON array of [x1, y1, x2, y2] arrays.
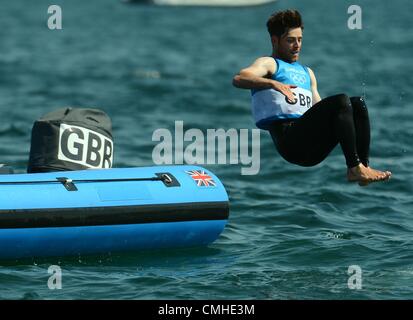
[[289, 73, 307, 85]]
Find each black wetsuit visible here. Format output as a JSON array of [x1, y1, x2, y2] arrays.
[[268, 94, 370, 168]]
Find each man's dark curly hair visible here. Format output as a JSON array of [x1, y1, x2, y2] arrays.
[[266, 9, 304, 38]]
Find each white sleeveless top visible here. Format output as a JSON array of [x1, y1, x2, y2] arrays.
[[251, 58, 313, 129]]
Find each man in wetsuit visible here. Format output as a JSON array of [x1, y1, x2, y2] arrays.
[[232, 9, 391, 186]]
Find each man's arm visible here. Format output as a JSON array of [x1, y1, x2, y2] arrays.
[[307, 67, 321, 105], [232, 57, 276, 89], [233, 57, 296, 102]]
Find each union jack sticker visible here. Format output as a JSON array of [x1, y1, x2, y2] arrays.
[[185, 170, 216, 187]]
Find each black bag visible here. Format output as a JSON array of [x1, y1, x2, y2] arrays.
[[27, 107, 114, 173]]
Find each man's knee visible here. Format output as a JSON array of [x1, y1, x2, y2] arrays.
[[331, 93, 352, 114], [350, 96, 369, 117]]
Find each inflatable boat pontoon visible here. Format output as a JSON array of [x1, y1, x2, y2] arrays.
[[0, 165, 229, 260]]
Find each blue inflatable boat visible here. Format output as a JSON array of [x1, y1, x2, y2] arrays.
[[0, 165, 229, 260]]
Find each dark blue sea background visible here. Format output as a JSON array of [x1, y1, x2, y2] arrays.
[[0, 0, 412, 299]]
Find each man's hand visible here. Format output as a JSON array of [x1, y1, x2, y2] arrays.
[[233, 57, 298, 103], [272, 81, 297, 103]]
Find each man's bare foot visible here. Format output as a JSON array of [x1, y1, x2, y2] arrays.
[[347, 164, 392, 186]]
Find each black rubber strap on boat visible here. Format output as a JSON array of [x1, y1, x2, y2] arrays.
[[56, 177, 78, 191], [0, 172, 180, 190], [155, 173, 180, 187], [0, 201, 229, 229]]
